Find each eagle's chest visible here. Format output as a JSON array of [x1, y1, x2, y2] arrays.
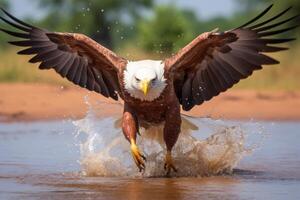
[[125, 94, 168, 123]]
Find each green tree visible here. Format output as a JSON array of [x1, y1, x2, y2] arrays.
[[37, 0, 153, 48], [137, 6, 197, 55]]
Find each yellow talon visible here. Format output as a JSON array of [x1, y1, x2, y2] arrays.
[[164, 151, 177, 176], [130, 139, 146, 172]]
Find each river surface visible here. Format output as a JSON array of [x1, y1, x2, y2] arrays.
[[0, 115, 300, 200]]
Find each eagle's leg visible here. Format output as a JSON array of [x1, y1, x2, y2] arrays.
[[163, 101, 181, 175], [122, 105, 146, 172]]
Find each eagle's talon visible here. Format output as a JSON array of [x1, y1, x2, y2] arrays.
[[164, 162, 177, 175], [164, 151, 177, 175], [131, 140, 146, 172], [141, 154, 147, 161]]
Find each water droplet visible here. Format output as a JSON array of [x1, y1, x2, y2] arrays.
[[100, 9, 105, 13], [120, 36, 124, 40], [86, 8, 90, 12]]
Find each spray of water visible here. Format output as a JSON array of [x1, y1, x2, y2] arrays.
[[72, 98, 262, 177]]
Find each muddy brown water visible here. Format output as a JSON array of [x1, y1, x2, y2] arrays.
[[0, 115, 300, 200]]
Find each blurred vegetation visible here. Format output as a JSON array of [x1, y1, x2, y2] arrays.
[[137, 6, 195, 55], [0, 48, 70, 85], [37, 0, 152, 48], [0, 0, 9, 47], [0, 0, 299, 90], [0, 0, 8, 10]]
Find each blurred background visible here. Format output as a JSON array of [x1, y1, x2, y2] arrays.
[[0, 0, 299, 90]]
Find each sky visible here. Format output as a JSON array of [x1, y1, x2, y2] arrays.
[[156, 0, 237, 19], [9, 0, 237, 19]]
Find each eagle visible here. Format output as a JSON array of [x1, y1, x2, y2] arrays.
[[0, 5, 299, 174]]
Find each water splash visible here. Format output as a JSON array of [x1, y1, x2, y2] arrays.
[[73, 99, 263, 177]]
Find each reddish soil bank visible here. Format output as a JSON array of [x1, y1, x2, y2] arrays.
[[0, 83, 300, 122]]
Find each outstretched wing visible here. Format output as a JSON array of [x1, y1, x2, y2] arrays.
[[164, 5, 299, 111], [0, 8, 127, 100]]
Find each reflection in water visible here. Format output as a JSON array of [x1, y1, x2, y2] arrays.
[[20, 174, 240, 200]]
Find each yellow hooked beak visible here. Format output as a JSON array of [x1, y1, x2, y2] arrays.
[[141, 80, 150, 95]]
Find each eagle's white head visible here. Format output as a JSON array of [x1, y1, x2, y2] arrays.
[[124, 60, 167, 101]]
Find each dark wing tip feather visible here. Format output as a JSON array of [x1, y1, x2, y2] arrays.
[[261, 38, 296, 44], [0, 7, 34, 29], [8, 40, 30, 47], [0, 15, 31, 32], [0, 27, 30, 38], [263, 46, 289, 52], [237, 4, 274, 29], [238, 5, 299, 36], [248, 6, 293, 30], [254, 14, 300, 32], [17, 47, 37, 55], [258, 25, 300, 37]]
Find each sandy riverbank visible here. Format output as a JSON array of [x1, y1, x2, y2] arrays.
[[0, 83, 300, 122]]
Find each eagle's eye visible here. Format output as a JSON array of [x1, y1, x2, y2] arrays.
[[135, 77, 141, 82], [150, 77, 157, 83]]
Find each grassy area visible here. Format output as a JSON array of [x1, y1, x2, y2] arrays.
[[0, 44, 299, 90], [0, 48, 71, 86]]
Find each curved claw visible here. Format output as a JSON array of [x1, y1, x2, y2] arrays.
[[164, 151, 177, 176], [130, 140, 146, 172]]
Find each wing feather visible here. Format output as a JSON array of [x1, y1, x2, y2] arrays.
[[60, 55, 76, 77], [165, 5, 299, 110], [79, 64, 88, 88], [73, 58, 85, 85], [0, 9, 127, 100]]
